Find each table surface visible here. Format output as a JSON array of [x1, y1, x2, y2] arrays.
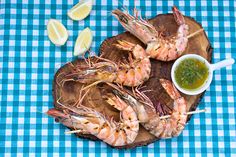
[[0, 0, 236, 156]]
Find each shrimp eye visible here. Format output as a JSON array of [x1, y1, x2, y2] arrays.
[[73, 76, 79, 81], [119, 15, 128, 24]]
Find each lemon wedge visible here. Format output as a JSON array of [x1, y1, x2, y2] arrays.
[[47, 19, 68, 46], [74, 27, 93, 56], [68, 0, 93, 21]]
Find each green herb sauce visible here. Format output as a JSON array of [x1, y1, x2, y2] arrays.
[[174, 58, 209, 90]]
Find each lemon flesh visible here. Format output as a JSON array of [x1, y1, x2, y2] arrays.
[[47, 19, 68, 46], [68, 0, 93, 21], [74, 27, 93, 56]]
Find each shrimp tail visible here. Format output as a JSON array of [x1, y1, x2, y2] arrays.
[[159, 79, 181, 100], [172, 6, 185, 25]]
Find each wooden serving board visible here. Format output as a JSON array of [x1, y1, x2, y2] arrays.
[[53, 14, 212, 149]]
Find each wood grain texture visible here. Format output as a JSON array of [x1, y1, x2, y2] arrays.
[[53, 14, 213, 149]]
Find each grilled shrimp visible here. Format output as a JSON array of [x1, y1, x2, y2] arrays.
[[108, 79, 187, 138], [112, 6, 203, 61], [143, 79, 187, 138], [46, 93, 139, 146], [62, 41, 151, 87], [114, 40, 151, 86]]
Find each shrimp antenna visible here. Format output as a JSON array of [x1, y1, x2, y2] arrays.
[[135, 86, 155, 110], [81, 80, 104, 91], [87, 48, 97, 57], [71, 85, 85, 107], [105, 10, 113, 17], [81, 43, 92, 67], [54, 62, 67, 73], [55, 72, 66, 87], [133, 0, 139, 18], [36, 110, 47, 115], [76, 87, 91, 107], [117, 0, 129, 13], [93, 55, 118, 70], [56, 96, 85, 115]]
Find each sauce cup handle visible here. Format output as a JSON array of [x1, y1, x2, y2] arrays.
[[210, 58, 235, 71]]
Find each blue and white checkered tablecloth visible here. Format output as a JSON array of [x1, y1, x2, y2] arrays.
[[0, 0, 235, 156]]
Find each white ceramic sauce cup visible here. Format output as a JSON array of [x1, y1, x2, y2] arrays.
[[171, 54, 235, 95]]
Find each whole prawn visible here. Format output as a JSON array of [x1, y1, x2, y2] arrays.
[[61, 41, 151, 87], [112, 6, 203, 61], [108, 78, 187, 138], [46, 93, 139, 146], [143, 79, 187, 138]]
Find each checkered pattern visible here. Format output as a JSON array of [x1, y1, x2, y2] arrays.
[[0, 0, 235, 156]]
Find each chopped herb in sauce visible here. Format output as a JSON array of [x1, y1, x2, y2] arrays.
[[174, 58, 209, 90]]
